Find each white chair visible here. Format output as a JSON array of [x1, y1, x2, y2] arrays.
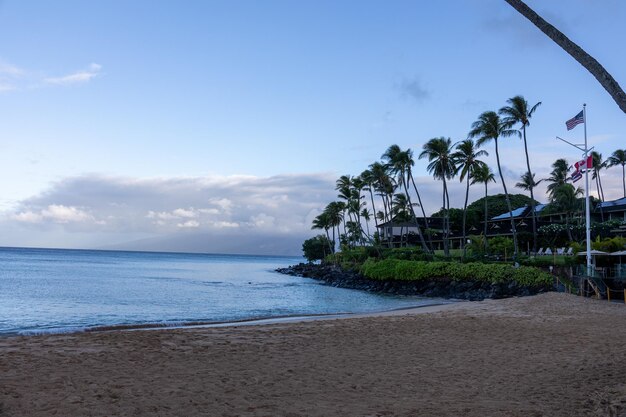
[[536, 248, 545, 256], [544, 248, 553, 256], [565, 247, 573, 256], [557, 247, 565, 255]]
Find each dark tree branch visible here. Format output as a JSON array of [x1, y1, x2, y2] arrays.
[[504, 0, 626, 113]]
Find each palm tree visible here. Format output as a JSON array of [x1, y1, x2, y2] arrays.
[[382, 145, 430, 252], [504, 0, 626, 114], [468, 111, 519, 259], [360, 208, 372, 238], [419, 137, 456, 256], [607, 149, 626, 197], [322, 202, 344, 252], [360, 168, 379, 228], [550, 184, 583, 241], [471, 164, 496, 254], [499, 95, 541, 253], [369, 162, 394, 223], [452, 139, 488, 257], [391, 193, 412, 247], [546, 158, 570, 199], [311, 212, 334, 254], [516, 172, 543, 192]]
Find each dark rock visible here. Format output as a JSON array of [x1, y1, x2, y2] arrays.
[[276, 263, 548, 301]]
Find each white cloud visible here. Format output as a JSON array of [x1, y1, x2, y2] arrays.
[[172, 208, 197, 218], [0, 60, 102, 92], [13, 204, 94, 224], [177, 220, 200, 228], [12, 211, 43, 223], [0, 62, 25, 77], [44, 63, 102, 85]]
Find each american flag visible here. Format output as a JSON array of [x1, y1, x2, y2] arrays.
[[565, 110, 584, 130]]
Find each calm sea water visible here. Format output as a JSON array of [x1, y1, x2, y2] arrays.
[[0, 247, 445, 336]]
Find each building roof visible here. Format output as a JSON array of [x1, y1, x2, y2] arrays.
[[491, 206, 527, 221], [491, 203, 548, 221], [596, 197, 626, 212]]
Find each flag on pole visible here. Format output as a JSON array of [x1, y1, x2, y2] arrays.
[[574, 155, 593, 171], [571, 170, 583, 183], [566, 110, 584, 130]]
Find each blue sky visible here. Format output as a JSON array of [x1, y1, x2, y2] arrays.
[[0, 1, 625, 254]]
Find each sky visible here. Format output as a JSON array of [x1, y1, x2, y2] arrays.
[[0, 0, 625, 255]]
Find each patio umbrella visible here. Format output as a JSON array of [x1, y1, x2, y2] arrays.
[[577, 250, 608, 269], [577, 250, 609, 256], [611, 250, 626, 267]]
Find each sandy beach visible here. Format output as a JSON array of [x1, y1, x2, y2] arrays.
[[1, 292, 625, 417]]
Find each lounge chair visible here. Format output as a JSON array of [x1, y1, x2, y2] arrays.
[[557, 247, 565, 255], [544, 248, 553, 256], [565, 247, 573, 256], [536, 248, 545, 256]]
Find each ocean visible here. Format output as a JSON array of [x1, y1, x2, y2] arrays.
[[0, 247, 445, 336]]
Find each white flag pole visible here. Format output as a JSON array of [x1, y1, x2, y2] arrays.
[[583, 104, 592, 275]]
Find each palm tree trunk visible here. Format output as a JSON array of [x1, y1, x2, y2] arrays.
[[596, 175, 605, 221], [368, 189, 379, 228], [598, 171, 605, 201], [442, 178, 450, 256], [622, 164, 626, 198], [445, 180, 451, 255], [324, 228, 333, 255], [484, 182, 490, 254], [522, 126, 538, 255], [462, 174, 470, 257], [504, 0, 626, 114], [409, 170, 434, 249], [495, 139, 519, 259], [401, 176, 430, 253]]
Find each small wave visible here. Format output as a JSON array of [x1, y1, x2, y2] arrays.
[[18, 326, 88, 336]]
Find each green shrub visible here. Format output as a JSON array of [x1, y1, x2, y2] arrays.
[[592, 236, 626, 253], [360, 259, 551, 286], [302, 235, 333, 262]]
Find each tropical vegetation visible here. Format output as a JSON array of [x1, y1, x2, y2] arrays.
[[308, 94, 626, 273]]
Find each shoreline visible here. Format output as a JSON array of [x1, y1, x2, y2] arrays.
[[1, 292, 624, 416], [8, 300, 459, 338]]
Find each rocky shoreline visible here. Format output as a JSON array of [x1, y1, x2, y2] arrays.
[[276, 263, 551, 301]]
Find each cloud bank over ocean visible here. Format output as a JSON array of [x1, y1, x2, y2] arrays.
[[1, 166, 622, 255], [0, 173, 338, 255]]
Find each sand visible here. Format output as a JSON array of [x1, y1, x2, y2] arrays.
[[1, 292, 625, 417]]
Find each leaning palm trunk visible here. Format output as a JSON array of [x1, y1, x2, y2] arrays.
[[403, 182, 430, 252], [409, 171, 434, 250], [324, 228, 333, 255], [368, 189, 379, 228], [598, 172, 605, 201], [521, 126, 538, 255], [504, 0, 626, 113], [494, 140, 519, 259]]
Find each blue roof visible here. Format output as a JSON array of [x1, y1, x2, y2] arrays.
[[491, 206, 527, 221], [535, 203, 548, 213], [597, 197, 626, 209]]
